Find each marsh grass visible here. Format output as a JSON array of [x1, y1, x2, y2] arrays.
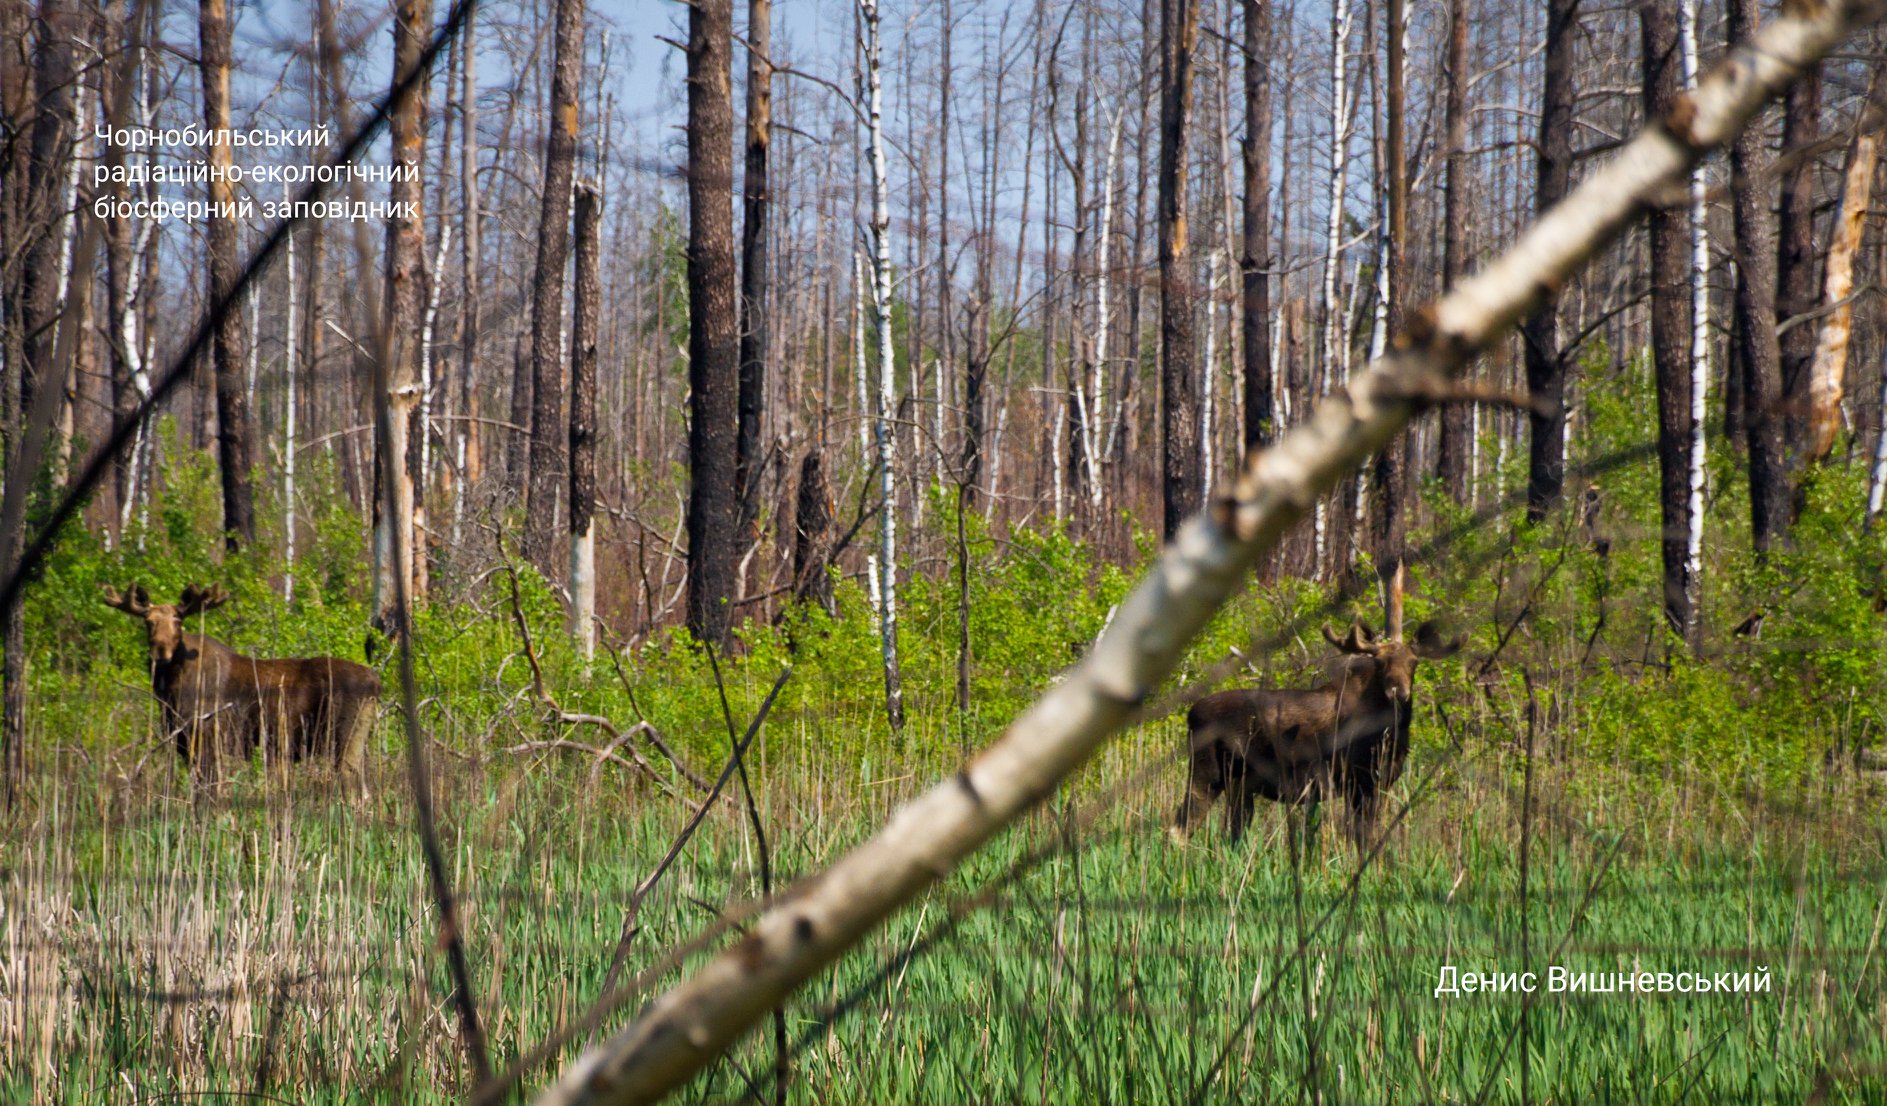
[[7, 687, 1887, 1105]]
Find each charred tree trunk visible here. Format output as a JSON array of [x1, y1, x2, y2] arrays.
[[1642, 0, 1698, 647], [1728, 0, 1787, 556], [1522, 0, 1577, 521], [1157, 0, 1202, 540], [569, 183, 600, 658], [6, 0, 81, 805], [686, 0, 740, 650], [791, 449, 834, 615], [523, 0, 585, 566], [199, 0, 253, 549], [1241, 0, 1273, 451], [1776, 58, 1822, 467], [736, 0, 771, 538], [1373, 0, 1409, 568], [1436, 0, 1472, 501]]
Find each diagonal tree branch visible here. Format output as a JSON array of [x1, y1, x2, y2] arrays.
[[529, 1, 1887, 1102]]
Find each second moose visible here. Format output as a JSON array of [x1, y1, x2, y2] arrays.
[[1172, 585, 1461, 849]]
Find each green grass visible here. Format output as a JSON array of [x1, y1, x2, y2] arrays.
[[8, 709, 1887, 1105]]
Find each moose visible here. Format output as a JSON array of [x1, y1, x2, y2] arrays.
[[103, 583, 381, 800], [1171, 580, 1462, 850]]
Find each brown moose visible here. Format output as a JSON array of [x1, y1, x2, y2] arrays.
[[1171, 611, 1461, 850], [103, 583, 381, 799]]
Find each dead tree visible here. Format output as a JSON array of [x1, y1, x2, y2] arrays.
[[685, 0, 740, 651], [1436, 0, 1472, 501], [1728, 0, 1788, 554], [1241, 0, 1274, 451], [736, 0, 771, 537], [523, 0, 585, 566], [569, 184, 600, 659], [199, 0, 254, 549], [1641, 0, 1699, 647], [373, 0, 433, 635], [1158, 0, 1202, 539], [1522, 0, 1578, 520]]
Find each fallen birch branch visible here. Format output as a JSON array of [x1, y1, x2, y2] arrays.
[[529, 1, 1887, 1102]]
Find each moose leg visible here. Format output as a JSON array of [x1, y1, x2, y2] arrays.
[[1347, 786, 1380, 852], [1223, 767, 1258, 844], [1170, 742, 1225, 845]]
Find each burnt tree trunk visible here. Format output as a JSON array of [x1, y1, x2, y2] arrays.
[[1522, 0, 1578, 521], [199, 0, 253, 549], [1775, 58, 1823, 467], [1728, 0, 1788, 556], [736, 0, 771, 538], [1241, 0, 1273, 451], [1436, 0, 1472, 501], [523, 0, 585, 566], [1373, 0, 1409, 567], [374, 0, 432, 635], [686, 0, 740, 650], [791, 449, 834, 615], [1158, 0, 1201, 540], [569, 183, 600, 658], [1642, 0, 1698, 647]]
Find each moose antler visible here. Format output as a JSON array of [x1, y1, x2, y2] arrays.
[[1322, 620, 1380, 655], [177, 584, 231, 618], [100, 582, 151, 616], [1411, 620, 1466, 659]]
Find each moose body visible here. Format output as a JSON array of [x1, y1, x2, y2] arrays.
[[1172, 621, 1460, 847], [105, 584, 380, 799]]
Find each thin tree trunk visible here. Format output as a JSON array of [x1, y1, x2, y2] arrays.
[[1522, 0, 1578, 520], [1437, 0, 1472, 500], [199, 0, 254, 549], [1315, 0, 1355, 574], [1776, 57, 1823, 464], [569, 184, 600, 659], [373, 0, 433, 636], [1728, 0, 1788, 554], [455, 8, 479, 549], [1374, 0, 1409, 569], [1642, 0, 1698, 647], [523, 0, 586, 566], [1679, 0, 1708, 620], [860, 0, 904, 732], [1158, 0, 1202, 539], [736, 0, 771, 537], [1241, 0, 1274, 451]]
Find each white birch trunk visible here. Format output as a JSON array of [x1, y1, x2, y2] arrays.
[[419, 226, 452, 513], [862, 0, 904, 730], [1315, 0, 1355, 578], [1090, 107, 1123, 506], [1680, 0, 1708, 619]]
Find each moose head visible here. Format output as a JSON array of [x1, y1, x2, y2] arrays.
[[1320, 619, 1463, 705], [102, 583, 231, 668]]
